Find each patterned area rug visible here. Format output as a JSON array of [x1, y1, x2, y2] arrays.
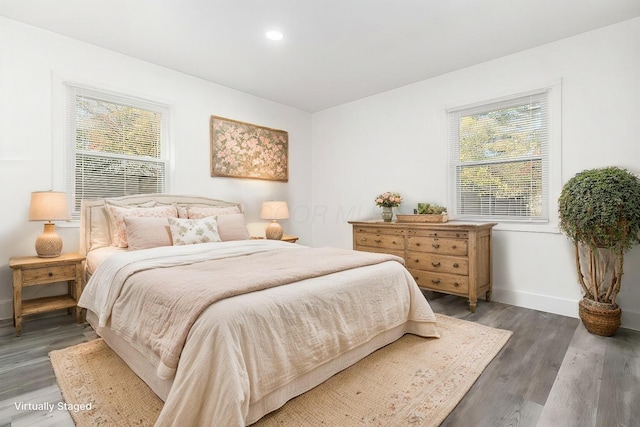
[[49, 314, 511, 426]]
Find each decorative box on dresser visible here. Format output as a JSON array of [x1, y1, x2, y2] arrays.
[[349, 221, 496, 312]]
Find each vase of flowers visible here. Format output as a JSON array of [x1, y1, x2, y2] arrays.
[[375, 192, 402, 222]]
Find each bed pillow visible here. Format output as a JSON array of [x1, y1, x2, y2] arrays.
[[124, 217, 173, 250], [88, 200, 155, 250], [187, 205, 241, 219], [216, 213, 250, 241], [107, 204, 178, 248], [167, 217, 222, 245]]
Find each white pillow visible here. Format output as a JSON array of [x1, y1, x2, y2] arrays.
[[107, 204, 178, 248], [216, 213, 250, 241], [124, 217, 173, 250], [167, 217, 221, 245]]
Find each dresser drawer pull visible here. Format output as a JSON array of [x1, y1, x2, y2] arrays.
[[360, 238, 367, 242], [452, 245, 457, 249], [432, 243, 440, 249], [453, 263, 459, 268], [431, 279, 441, 284], [374, 239, 381, 243], [454, 282, 460, 287], [415, 242, 421, 247], [431, 262, 441, 267], [48, 272, 53, 277]]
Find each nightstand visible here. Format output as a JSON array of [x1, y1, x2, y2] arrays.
[[9, 253, 85, 336]]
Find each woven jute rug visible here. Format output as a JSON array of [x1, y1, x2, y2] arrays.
[[50, 314, 511, 426]]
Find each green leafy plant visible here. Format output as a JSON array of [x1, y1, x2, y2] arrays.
[[558, 166, 640, 305], [417, 203, 447, 215]]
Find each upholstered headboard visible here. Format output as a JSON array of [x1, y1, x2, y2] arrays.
[[79, 193, 243, 255]]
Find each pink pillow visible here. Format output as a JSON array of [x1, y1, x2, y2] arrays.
[[216, 213, 250, 241], [187, 206, 240, 219], [107, 205, 178, 247], [124, 217, 173, 250]]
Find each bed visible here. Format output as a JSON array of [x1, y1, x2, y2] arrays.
[[77, 194, 439, 426]]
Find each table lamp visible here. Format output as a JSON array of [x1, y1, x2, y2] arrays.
[[261, 201, 289, 240], [29, 191, 70, 258]]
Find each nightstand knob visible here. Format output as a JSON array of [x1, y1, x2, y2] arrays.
[[48, 272, 53, 277]]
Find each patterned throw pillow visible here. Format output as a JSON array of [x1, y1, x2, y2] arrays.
[[167, 217, 222, 245]]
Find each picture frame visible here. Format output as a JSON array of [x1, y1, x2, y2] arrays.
[[210, 115, 288, 182]]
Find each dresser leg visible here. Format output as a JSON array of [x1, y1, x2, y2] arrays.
[[486, 290, 492, 302], [469, 301, 477, 313]]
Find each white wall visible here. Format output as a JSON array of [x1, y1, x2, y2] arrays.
[[0, 17, 312, 320], [311, 18, 640, 330]]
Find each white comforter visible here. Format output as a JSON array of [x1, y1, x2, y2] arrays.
[[80, 240, 439, 426]]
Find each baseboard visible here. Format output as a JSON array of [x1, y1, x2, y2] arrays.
[[0, 298, 12, 321], [492, 288, 640, 332]]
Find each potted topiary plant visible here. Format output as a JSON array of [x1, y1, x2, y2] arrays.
[[558, 166, 640, 336]]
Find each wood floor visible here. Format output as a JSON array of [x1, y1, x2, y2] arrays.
[[0, 293, 638, 426]]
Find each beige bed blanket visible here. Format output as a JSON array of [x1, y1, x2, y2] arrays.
[[91, 244, 405, 379], [80, 240, 439, 426]]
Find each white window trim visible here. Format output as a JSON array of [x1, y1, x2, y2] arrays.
[[446, 79, 562, 234], [52, 74, 174, 225]]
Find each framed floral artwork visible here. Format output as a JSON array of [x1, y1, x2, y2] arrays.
[[210, 115, 288, 182]]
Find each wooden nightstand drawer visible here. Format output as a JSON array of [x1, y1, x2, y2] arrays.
[[21, 264, 77, 286], [409, 269, 469, 295], [406, 251, 469, 275], [406, 236, 468, 256]]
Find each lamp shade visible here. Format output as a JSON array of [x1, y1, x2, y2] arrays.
[[261, 201, 289, 220], [29, 191, 70, 222]]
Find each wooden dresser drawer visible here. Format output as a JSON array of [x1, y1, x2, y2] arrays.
[[409, 269, 470, 295], [406, 235, 468, 256], [407, 229, 468, 239], [406, 251, 469, 275], [354, 230, 404, 252], [355, 246, 404, 258], [21, 264, 77, 286]]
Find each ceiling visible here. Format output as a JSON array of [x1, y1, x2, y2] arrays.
[[1, 0, 639, 112]]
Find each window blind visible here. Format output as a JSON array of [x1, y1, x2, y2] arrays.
[[448, 90, 549, 221], [65, 84, 168, 219]]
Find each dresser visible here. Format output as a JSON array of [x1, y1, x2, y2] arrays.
[[349, 221, 496, 312]]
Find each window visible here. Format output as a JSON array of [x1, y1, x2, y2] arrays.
[[448, 89, 555, 223], [64, 84, 169, 219]]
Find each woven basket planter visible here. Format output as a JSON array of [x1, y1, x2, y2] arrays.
[[578, 298, 621, 337]]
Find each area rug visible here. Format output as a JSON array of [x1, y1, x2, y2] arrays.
[[49, 314, 511, 426]]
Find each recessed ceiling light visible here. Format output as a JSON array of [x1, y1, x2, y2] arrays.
[[266, 30, 283, 41]]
